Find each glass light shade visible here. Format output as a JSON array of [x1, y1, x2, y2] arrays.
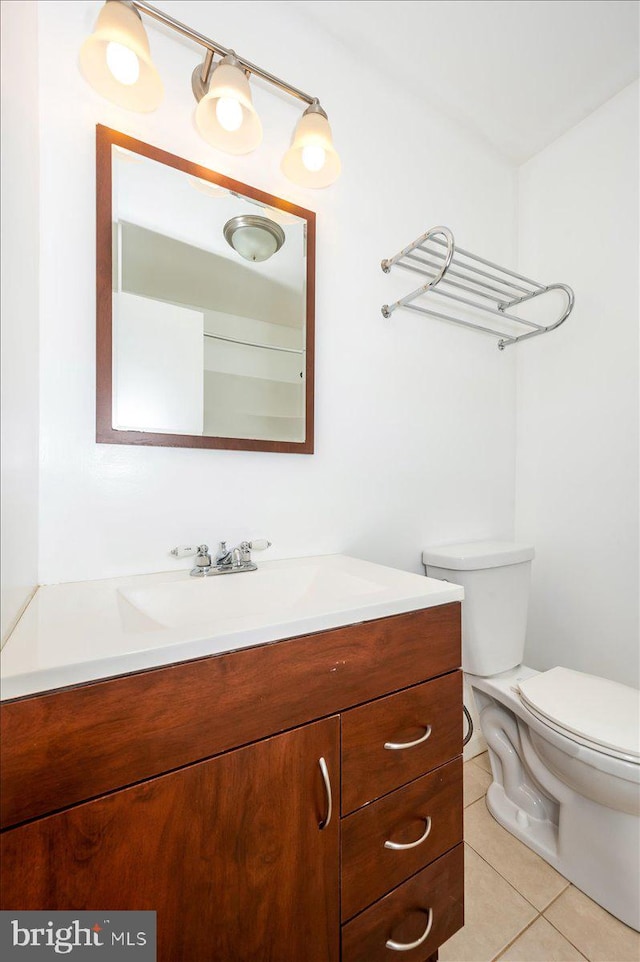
[[223, 215, 285, 263], [79, 1, 163, 112], [281, 109, 341, 188], [195, 61, 262, 154]]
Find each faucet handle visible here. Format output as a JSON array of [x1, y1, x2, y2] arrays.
[[238, 540, 272, 563], [170, 545, 200, 558], [247, 539, 271, 551]]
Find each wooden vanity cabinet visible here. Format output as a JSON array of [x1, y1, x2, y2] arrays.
[[2, 718, 340, 962], [0, 603, 463, 962]]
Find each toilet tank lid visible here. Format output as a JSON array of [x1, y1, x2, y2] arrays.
[[422, 541, 535, 570]]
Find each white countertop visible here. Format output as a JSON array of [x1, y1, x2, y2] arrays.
[[0, 554, 463, 700]]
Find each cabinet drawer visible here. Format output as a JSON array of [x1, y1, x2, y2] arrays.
[[342, 843, 464, 962], [341, 672, 462, 814], [341, 757, 462, 920]]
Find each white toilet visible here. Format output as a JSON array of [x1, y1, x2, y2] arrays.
[[423, 541, 640, 931]]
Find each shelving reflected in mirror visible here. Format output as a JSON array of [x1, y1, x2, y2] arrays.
[[97, 126, 315, 453]]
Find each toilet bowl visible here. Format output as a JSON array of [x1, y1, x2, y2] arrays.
[[423, 541, 640, 931]]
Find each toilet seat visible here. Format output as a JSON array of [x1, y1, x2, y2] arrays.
[[519, 700, 640, 766], [517, 667, 640, 764]]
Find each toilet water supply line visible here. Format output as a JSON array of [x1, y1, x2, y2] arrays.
[[463, 705, 473, 746]]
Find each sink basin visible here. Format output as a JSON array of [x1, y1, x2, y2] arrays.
[[1, 554, 463, 699], [119, 559, 386, 630]]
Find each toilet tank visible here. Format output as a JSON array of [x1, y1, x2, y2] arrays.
[[422, 541, 535, 676]]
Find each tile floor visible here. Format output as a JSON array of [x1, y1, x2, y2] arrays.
[[439, 753, 640, 962]]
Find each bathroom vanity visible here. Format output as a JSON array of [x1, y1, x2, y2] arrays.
[[0, 556, 464, 961]]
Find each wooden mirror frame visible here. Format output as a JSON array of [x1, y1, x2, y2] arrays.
[[96, 125, 315, 453]]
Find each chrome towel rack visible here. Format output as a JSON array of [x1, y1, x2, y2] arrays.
[[381, 226, 574, 350]]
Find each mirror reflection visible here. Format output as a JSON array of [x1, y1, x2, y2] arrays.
[[111, 145, 308, 443]]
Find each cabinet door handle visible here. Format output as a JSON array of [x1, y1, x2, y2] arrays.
[[318, 757, 332, 830], [384, 816, 432, 851], [384, 725, 432, 751], [386, 908, 433, 952]]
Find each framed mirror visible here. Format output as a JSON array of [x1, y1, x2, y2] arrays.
[[96, 125, 315, 453]]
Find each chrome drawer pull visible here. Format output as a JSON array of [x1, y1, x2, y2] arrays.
[[318, 757, 332, 830], [384, 725, 432, 751], [384, 816, 432, 851], [386, 908, 433, 952]]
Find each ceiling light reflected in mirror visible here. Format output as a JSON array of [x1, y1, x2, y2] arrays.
[[188, 176, 228, 198], [223, 215, 286, 263]]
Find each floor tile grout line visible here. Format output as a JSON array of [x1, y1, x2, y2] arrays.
[[463, 759, 492, 807], [461, 780, 629, 962], [541, 882, 572, 915], [541, 905, 595, 962], [492, 911, 543, 961], [464, 756, 490, 772], [463, 822, 543, 913], [493, 911, 591, 962], [467, 754, 491, 773], [463, 849, 589, 962], [464, 791, 489, 809], [463, 842, 545, 916], [464, 797, 570, 916]]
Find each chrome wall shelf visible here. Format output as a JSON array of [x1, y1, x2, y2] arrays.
[[381, 226, 574, 350]]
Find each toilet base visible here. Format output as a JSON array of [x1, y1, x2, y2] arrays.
[[470, 673, 640, 932], [484, 775, 640, 930], [485, 780, 558, 864]]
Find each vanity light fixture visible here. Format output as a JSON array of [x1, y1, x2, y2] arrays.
[[79, 0, 163, 112], [80, 0, 341, 187], [223, 215, 285, 263], [281, 102, 341, 188], [194, 54, 262, 154]]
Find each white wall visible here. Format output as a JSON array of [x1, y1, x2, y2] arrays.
[[1, 1, 40, 642], [5, 1, 636, 705], [516, 82, 640, 687], [36, 0, 518, 584]]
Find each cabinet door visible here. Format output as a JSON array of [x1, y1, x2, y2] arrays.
[[1, 716, 340, 962]]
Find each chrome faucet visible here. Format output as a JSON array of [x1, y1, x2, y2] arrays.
[[214, 540, 272, 573], [170, 540, 271, 577]]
